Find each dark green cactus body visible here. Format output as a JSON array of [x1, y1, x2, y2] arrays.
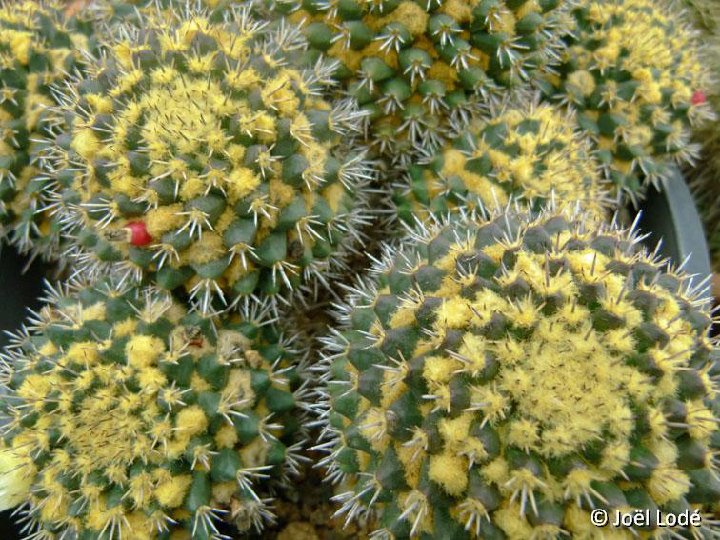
[[0, 0, 94, 260], [271, 0, 572, 164], [52, 5, 371, 313], [0, 278, 307, 538], [541, 0, 714, 201], [320, 207, 720, 538]]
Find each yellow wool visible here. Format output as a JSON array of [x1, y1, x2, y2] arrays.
[[145, 205, 185, 238], [38, 341, 58, 356], [507, 419, 540, 451], [389, 307, 416, 329], [240, 438, 270, 469], [85, 94, 114, 114], [81, 302, 107, 322], [686, 401, 717, 441], [253, 112, 277, 143], [0, 446, 32, 511], [113, 318, 138, 338], [211, 481, 237, 504], [439, 413, 473, 447], [648, 466, 690, 505], [180, 234, 225, 267], [17, 373, 55, 402], [175, 405, 208, 438], [494, 503, 534, 540], [8, 30, 32, 64], [226, 167, 261, 201], [137, 368, 168, 393], [39, 487, 69, 522], [457, 333, 488, 374], [72, 128, 101, 160], [396, 443, 424, 489], [359, 408, 391, 452], [126, 335, 165, 368], [441, 149, 468, 177], [224, 369, 255, 403], [125, 512, 154, 540], [65, 342, 100, 365], [428, 451, 468, 495], [322, 182, 346, 215], [440, 0, 473, 22], [376, 2, 429, 36], [567, 70, 596, 97], [215, 425, 238, 449], [155, 474, 192, 508], [435, 297, 472, 329], [423, 355, 460, 385]]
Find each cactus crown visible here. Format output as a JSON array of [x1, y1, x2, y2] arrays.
[[319, 207, 719, 538], [544, 0, 714, 199], [394, 98, 608, 224], [0, 0, 92, 258], [274, 0, 571, 163], [0, 278, 309, 538], [51, 5, 371, 313]]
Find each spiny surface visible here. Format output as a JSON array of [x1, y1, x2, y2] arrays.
[[542, 0, 714, 200], [394, 99, 608, 224], [0, 278, 308, 539], [270, 0, 571, 164], [319, 208, 720, 538], [51, 7, 372, 313], [0, 0, 93, 260]]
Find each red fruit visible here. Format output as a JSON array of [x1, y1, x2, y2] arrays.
[[125, 221, 153, 246], [692, 90, 707, 106]]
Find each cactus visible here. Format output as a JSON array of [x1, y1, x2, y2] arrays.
[[393, 98, 608, 225], [0, 277, 309, 538], [0, 0, 94, 260], [541, 0, 714, 201], [317, 206, 720, 538], [681, 0, 720, 33], [267, 0, 572, 165], [49, 5, 372, 313]]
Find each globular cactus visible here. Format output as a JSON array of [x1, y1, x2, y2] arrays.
[[393, 98, 608, 225], [268, 0, 572, 165], [0, 277, 309, 539], [317, 206, 720, 539], [0, 0, 93, 260], [541, 0, 714, 201], [50, 6, 372, 313], [682, 0, 720, 33]]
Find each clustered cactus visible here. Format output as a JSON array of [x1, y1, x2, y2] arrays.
[[542, 0, 714, 201], [273, 0, 572, 164], [0, 0, 718, 538], [318, 207, 719, 538], [0, 0, 92, 260], [0, 277, 307, 538], [50, 7, 371, 313], [393, 98, 608, 224]]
